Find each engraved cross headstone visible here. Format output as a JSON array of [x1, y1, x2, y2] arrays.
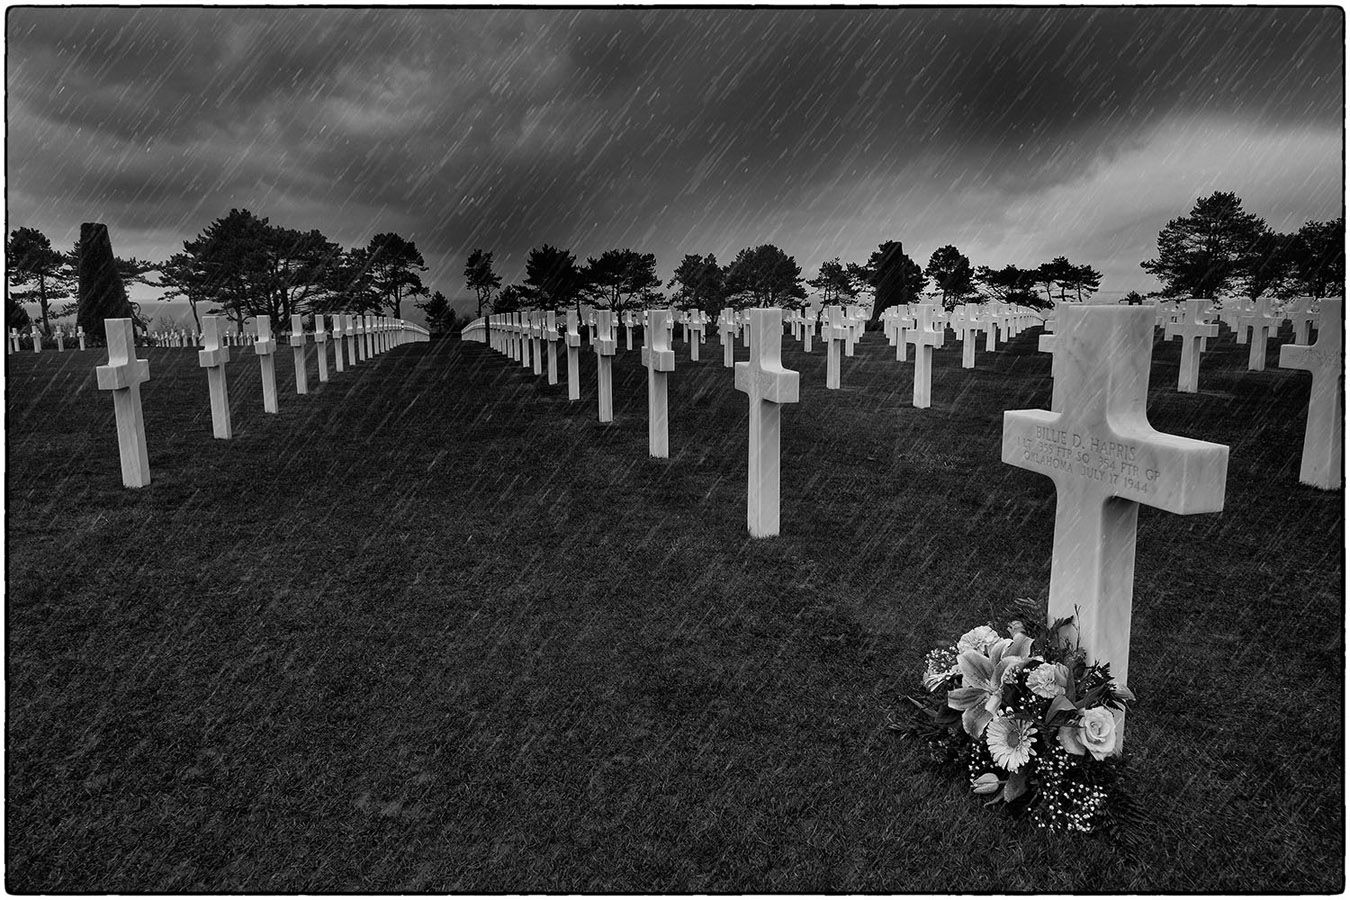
[[1002, 305, 1229, 733]]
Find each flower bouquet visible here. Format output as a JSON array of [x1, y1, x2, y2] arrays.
[[896, 602, 1145, 838]]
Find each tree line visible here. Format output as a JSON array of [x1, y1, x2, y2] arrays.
[[6, 209, 446, 336], [8, 191, 1340, 338], [454, 241, 1105, 329], [1139, 191, 1342, 302]]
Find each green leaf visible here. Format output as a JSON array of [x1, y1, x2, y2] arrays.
[[1003, 771, 1029, 803]]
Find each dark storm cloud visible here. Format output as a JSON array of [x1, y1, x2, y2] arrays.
[[7, 6, 1343, 308]]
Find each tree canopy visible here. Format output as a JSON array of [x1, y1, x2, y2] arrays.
[[464, 249, 501, 318], [724, 244, 806, 310], [667, 253, 726, 316], [581, 249, 661, 311], [1141, 191, 1266, 299], [7, 226, 70, 335]]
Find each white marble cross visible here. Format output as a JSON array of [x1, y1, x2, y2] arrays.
[[565, 309, 582, 400], [735, 308, 800, 538], [1238, 297, 1281, 371], [1279, 297, 1343, 490], [1162, 300, 1219, 393], [289, 313, 309, 394], [956, 304, 983, 369], [802, 309, 815, 353], [1002, 305, 1228, 731], [8, 329, 18, 353], [642, 308, 675, 457], [825, 305, 846, 389], [688, 315, 703, 361], [1037, 332, 1062, 412], [332, 316, 347, 372], [905, 304, 946, 409], [31, 324, 42, 354], [255, 316, 279, 413], [625, 311, 636, 351], [719, 309, 736, 368], [530, 312, 544, 375], [545, 311, 560, 385], [345, 314, 359, 367], [95, 318, 152, 487], [56, 329, 65, 351], [1283, 297, 1318, 345], [197, 315, 232, 439], [594, 308, 616, 422], [893, 305, 915, 362], [313, 314, 330, 382], [519, 313, 533, 369]]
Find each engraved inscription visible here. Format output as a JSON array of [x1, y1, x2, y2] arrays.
[[1016, 425, 1160, 495]]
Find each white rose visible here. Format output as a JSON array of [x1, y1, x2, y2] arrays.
[[1058, 707, 1118, 760]]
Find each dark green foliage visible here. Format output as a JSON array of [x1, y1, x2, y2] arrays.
[[523, 245, 584, 312], [724, 244, 807, 310], [807, 258, 863, 306], [1289, 217, 1345, 300], [8, 291, 32, 331], [668, 253, 726, 316], [364, 232, 429, 319], [1141, 191, 1266, 299], [74, 223, 134, 338], [464, 249, 502, 318], [417, 290, 453, 333], [8, 226, 72, 335], [975, 264, 1045, 310], [581, 248, 661, 311], [925, 245, 977, 307]]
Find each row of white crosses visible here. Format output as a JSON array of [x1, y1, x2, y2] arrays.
[[10, 325, 88, 352], [822, 300, 1040, 407], [99, 313, 423, 487], [1154, 296, 1342, 489], [481, 306, 803, 536]]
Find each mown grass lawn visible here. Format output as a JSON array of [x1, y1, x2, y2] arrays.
[[5, 318, 1342, 892]]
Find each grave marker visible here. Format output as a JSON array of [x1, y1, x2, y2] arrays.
[[642, 308, 675, 457], [595, 308, 616, 422], [31, 324, 41, 354], [289, 313, 309, 394], [1002, 305, 1228, 730], [197, 315, 232, 439], [905, 304, 945, 409], [1279, 297, 1343, 490], [94, 318, 151, 487], [1163, 300, 1219, 393], [1037, 332, 1062, 412], [545, 311, 560, 385], [1237, 297, 1280, 371], [565, 309, 582, 400], [346, 314, 359, 367], [332, 315, 347, 372], [1284, 297, 1318, 345], [719, 309, 736, 367], [735, 308, 799, 538], [531, 312, 544, 375], [255, 316, 279, 413], [825, 305, 846, 389], [313, 314, 330, 382]]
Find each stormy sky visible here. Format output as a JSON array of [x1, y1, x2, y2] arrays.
[[6, 6, 1344, 313]]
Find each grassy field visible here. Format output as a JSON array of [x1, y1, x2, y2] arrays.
[[5, 317, 1343, 892]]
